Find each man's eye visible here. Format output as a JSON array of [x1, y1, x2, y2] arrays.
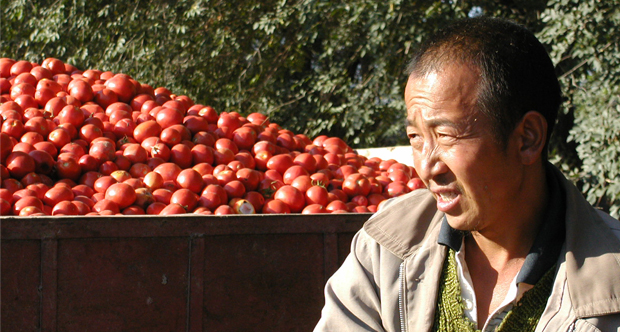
[[408, 134, 422, 148]]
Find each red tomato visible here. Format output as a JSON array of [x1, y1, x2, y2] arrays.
[[93, 175, 118, 194], [326, 200, 349, 213], [43, 185, 74, 207], [290, 175, 313, 194], [329, 188, 348, 203], [214, 204, 235, 215], [385, 181, 411, 198], [232, 126, 257, 151], [129, 163, 150, 178], [143, 171, 164, 191], [191, 144, 214, 165], [1, 118, 24, 138], [235, 168, 260, 192], [104, 74, 136, 103], [302, 204, 328, 214], [350, 195, 369, 207], [152, 188, 174, 204], [176, 168, 204, 193], [153, 162, 182, 182], [146, 202, 166, 215], [368, 193, 387, 206], [407, 178, 426, 191], [5, 151, 36, 179], [12, 196, 44, 215], [213, 147, 235, 165], [201, 183, 227, 200], [52, 201, 79, 216], [28, 150, 55, 175], [309, 172, 331, 188], [282, 165, 310, 185], [223, 180, 246, 199], [305, 185, 329, 207], [159, 203, 187, 215], [253, 150, 272, 171], [105, 183, 136, 209], [342, 173, 371, 198], [262, 199, 291, 214], [266, 154, 295, 175], [170, 188, 198, 212], [183, 115, 209, 135], [243, 191, 265, 212], [273, 185, 304, 213], [89, 139, 116, 163], [133, 120, 162, 143], [55, 158, 82, 181]]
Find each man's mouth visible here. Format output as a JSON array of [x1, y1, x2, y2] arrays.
[[438, 192, 458, 202]]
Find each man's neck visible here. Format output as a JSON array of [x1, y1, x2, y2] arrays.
[[464, 163, 549, 328]]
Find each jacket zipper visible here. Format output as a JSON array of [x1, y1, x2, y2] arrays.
[[399, 262, 407, 332]]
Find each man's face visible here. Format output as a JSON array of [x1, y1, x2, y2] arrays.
[[405, 64, 522, 233]]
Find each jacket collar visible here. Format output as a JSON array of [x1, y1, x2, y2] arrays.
[[555, 166, 620, 318], [364, 165, 620, 318]]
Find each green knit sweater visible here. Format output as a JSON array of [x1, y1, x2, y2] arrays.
[[433, 248, 556, 332]]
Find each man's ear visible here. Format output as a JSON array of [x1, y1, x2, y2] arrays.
[[516, 111, 547, 165]]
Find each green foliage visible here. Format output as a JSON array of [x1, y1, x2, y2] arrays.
[[540, 0, 620, 217], [2, 0, 619, 216], [0, 0, 542, 147]]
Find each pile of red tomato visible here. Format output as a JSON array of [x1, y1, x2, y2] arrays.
[[0, 57, 425, 216]]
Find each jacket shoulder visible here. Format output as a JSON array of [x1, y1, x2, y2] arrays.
[[363, 189, 443, 259]]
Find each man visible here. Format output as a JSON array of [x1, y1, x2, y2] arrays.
[[315, 17, 620, 331]]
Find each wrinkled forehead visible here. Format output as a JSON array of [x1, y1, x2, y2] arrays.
[[404, 64, 481, 115]]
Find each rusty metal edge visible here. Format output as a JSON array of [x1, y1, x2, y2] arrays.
[[0, 213, 369, 240]]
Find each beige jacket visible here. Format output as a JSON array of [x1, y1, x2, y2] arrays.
[[315, 167, 620, 332]]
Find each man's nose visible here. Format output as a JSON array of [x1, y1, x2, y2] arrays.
[[415, 143, 446, 181]]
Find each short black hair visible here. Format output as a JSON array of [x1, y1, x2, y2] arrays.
[[406, 17, 562, 158]]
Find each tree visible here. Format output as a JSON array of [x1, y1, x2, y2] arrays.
[[539, 0, 620, 217], [2, 0, 619, 216]]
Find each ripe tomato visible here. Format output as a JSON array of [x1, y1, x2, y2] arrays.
[[55, 158, 82, 181], [104, 74, 136, 103], [326, 200, 349, 213], [213, 147, 235, 165], [385, 181, 411, 198], [342, 173, 371, 198], [93, 175, 118, 194], [52, 201, 79, 216], [170, 188, 198, 212], [407, 178, 426, 191], [43, 185, 74, 207], [176, 168, 204, 193], [146, 202, 166, 215], [274, 185, 304, 213], [235, 168, 260, 192], [104, 183, 137, 209], [305, 185, 329, 207], [153, 162, 182, 182], [214, 204, 235, 215], [159, 203, 187, 215], [302, 204, 328, 214], [243, 191, 265, 212], [190, 144, 214, 165], [223, 180, 246, 199], [133, 120, 162, 143], [262, 199, 291, 214], [5, 151, 36, 179], [266, 154, 295, 175], [282, 165, 310, 185]]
